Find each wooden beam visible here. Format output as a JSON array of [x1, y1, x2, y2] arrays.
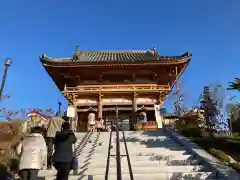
[[76, 106, 154, 112], [64, 84, 170, 94], [98, 93, 103, 119]]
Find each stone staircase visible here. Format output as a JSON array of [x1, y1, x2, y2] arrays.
[[39, 131, 224, 180]]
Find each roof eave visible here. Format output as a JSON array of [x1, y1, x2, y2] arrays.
[[170, 57, 191, 90], [41, 58, 191, 67]]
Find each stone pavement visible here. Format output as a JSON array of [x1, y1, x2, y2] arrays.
[[38, 131, 229, 180]]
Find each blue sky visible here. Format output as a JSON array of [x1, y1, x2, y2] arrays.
[[0, 0, 240, 115]]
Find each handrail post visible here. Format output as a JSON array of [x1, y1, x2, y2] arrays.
[[115, 106, 122, 180], [121, 119, 134, 180], [105, 119, 113, 180]]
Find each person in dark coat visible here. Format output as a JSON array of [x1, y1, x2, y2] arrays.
[[53, 122, 77, 180]]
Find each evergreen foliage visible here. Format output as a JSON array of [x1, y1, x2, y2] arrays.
[[200, 86, 220, 134], [226, 103, 240, 122], [228, 78, 240, 91], [226, 103, 240, 132]]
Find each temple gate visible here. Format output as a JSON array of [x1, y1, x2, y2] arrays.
[[41, 47, 191, 132]]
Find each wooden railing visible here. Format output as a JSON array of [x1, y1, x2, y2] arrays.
[[64, 84, 170, 93]]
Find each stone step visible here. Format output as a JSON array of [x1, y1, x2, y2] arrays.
[[102, 149, 187, 156], [125, 141, 182, 146], [40, 172, 214, 180], [76, 139, 102, 147], [94, 141, 184, 146], [86, 160, 201, 168], [39, 131, 217, 180], [78, 151, 187, 157], [118, 136, 175, 139], [89, 165, 205, 174], [115, 140, 181, 146], [77, 155, 200, 167], [76, 154, 194, 163], [112, 141, 185, 146], [39, 165, 205, 178], [76, 150, 187, 157], [78, 144, 187, 151], [83, 172, 213, 180]]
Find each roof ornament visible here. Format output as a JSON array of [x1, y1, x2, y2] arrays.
[[151, 46, 160, 60], [73, 45, 80, 60], [152, 46, 157, 53], [41, 53, 48, 59], [75, 45, 80, 54]]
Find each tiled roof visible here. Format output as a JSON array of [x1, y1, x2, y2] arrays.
[[41, 50, 192, 63], [73, 50, 158, 61]]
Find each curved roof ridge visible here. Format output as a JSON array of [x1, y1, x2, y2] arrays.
[[40, 50, 192, 63], [48, 57, 72, 61], [80, 50, 148, 53]]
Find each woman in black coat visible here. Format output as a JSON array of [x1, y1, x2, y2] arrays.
[[53, 122, 77, 180]]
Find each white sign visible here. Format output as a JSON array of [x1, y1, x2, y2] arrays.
[[67, 105, 76, 118]]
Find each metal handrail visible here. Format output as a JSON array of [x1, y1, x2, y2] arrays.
[[121, 121, 134, 180], [105, 120, 113, 180], [104, 107, 134, 180], [115, 107, 122, 180]]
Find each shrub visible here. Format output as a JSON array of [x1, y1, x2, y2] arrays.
[[222, 137, 240, 151], [231, 132, 240, 138], [191, 138, 210, 149], [180, 127, 203, 138], [207, 148, 230, 162], [232, 121, 240, 133], [0, 120, 25, 174]]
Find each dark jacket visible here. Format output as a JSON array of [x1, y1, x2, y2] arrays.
[[53, 130, 77, 162]]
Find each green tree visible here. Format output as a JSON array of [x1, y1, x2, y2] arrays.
[[211, 84, 230, 129], [228, 78, 240, 91], [226, 103, 240, 122], [211, 84, 225, 110], [200, 86, 220, 135], [226, 102, 240, 132]]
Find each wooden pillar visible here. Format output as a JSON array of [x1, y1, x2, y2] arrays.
[[74, 111, 78, 132], [156, 93, 161, 105], [72, 95, 78, 132], [131, 93, 137, 130], [98, 93, 103, 120], [132, 73, 136, 81], [78, 111, 88, 132]]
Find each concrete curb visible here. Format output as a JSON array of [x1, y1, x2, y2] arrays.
[[163, 127, 240, 180]]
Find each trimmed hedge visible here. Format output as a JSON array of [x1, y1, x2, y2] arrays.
[[178, 126, 240, 172], [229, 163, 240, 171], [180, 127, 203, 138], [207, 148, 230, 162], [180, 128, 240, 153]]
